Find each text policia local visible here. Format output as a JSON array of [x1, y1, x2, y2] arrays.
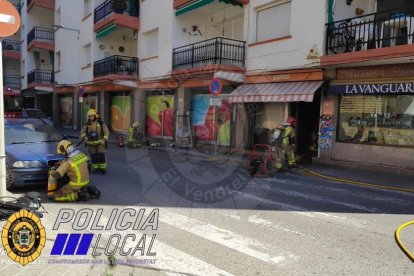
[[53, 208, 158, 257]]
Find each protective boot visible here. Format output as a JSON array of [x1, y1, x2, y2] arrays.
[[77, 187, 89, 201], [87, 185, 101, 199]]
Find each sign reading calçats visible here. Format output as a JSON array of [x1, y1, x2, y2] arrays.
[[328, 83, 414, 94]]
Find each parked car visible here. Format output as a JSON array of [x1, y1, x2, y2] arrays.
[[4, 119, 64, 190], [22, 108, 53, 127]]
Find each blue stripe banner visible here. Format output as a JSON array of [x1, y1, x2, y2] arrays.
[[50, 233, 94, 255], [76, 234, 94, 255], [50, 234, 69, 255]]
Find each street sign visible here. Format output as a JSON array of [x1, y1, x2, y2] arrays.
[[209, 78, 222, 97], [0, 0, 21, 37], [79, 97, 84, 103], [210, 97, 222, 106]]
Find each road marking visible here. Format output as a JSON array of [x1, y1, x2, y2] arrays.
[[159, 209, 299, 266], [233, 191, 367, 228], [80, 209, 234, 276], [268, 187, 379, 213], [209, 209, 315, 240]]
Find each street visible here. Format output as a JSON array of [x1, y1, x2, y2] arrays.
[[1, 146, 414, 275]]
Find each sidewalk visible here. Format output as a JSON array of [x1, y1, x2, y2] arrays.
[[55, 128, 414, 192]]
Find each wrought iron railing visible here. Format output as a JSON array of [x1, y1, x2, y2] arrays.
[[326, 5, 414, 54], [28, 69, 54, 84], [3, 75, 21, 87], [2, 39, 21, 51], [27, 27, 54, 45], [94, 0, 139, 23], [172, 37, 246, 70], [93, 55, 138, 77]]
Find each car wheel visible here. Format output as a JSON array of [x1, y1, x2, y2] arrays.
[[6, 166, 15, 190]]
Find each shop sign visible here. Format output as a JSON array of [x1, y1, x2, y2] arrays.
[[210, 98, 222, 106], [322, 99, 334, 115], [328, 83, 414, 94]]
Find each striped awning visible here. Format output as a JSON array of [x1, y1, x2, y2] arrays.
[[176, 0, 242, 16], [228, 81, 324, 103]]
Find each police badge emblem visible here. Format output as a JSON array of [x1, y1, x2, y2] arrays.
[[1, 209, 46, 266]]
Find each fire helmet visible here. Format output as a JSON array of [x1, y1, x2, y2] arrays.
[[286, 116, 297, 127], [132, 121, 140, 128], [87, 109, 97, 117], [57, 140, 74, 155]]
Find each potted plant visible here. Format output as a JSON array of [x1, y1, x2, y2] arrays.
[[112, 0, 127, 14]]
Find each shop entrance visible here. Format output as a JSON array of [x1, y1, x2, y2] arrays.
[[290, 91, 321, 157]]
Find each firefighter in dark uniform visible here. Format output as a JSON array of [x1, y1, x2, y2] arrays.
[[127, 121, 148, 149], [275, 116, 297, 170], [80, 109, 110, 174], [50, 140, 100, 202]]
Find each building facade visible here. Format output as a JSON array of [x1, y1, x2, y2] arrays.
[[320, 0, 414, 174]]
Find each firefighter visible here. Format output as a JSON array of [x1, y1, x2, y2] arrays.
[[80, 109, 110, 174], [127, 121, 147, 149], [49, 140, 101, 202], [274, 116, 297, 170]]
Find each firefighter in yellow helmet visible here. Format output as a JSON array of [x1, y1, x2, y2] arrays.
[[80, 109, 110, 174], [127, 121, 147, 149], [49, 140, 100, 202]]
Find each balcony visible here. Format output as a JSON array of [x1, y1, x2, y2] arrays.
[[94, 0, 139, 33], [3, 75, 21, 88], [27, 0, 55, 12], [172, 37, 246, 73], [93, 55, 138, 78], [323, 5, 414, 65], [2, 39, 21, 59], [27, 27, 54, 52], [28, 69, 54, 85]]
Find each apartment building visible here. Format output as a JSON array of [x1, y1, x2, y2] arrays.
[[2, 1, 22, 98], [320, 0, 414, 173]]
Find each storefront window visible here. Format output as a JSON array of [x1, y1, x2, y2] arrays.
[[145, 91, 175, 138], [109, 92, 131, 132], [191, 95, 231, 146], [338, 95, 414, 146], [81, 94, 98, 125], [59, 95, 73, 128]]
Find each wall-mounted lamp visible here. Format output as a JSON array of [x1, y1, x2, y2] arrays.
[[51, 24, 80, 39], [346, 0, 353, 5]]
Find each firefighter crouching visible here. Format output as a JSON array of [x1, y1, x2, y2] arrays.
[[48, 140, 101, 202], [80, 109, 110, 174], [127, 121, 148, 149], [274, 116, 297, 170]]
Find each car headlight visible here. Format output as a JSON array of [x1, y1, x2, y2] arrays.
[[12, 161, 44, 168]]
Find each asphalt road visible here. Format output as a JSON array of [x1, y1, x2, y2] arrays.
[[2, 146, 414, 275]]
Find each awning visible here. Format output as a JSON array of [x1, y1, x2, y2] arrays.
[[228, 81, 323, 103], [176, 0, 242, 16], [96, 23, 116, 39]]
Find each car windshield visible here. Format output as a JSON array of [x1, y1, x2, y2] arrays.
[[5, 123, 63, 145], [25, 109, 47, 119]]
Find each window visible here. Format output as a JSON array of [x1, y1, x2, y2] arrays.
[[256, 1, 291, 42], [143, 28, 159, 58], [56, 51, 61, 70], [83, 43, 91, 66], [338, 95, 414, 147], [56, 7, 61, 26], [84, 0, 92, 17], [145, 91, 175, 138]]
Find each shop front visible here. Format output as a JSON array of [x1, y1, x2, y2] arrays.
[[187, 87, 233, 149], [144, 90, 176, 140], [54, 86, 75, 129], [228, 70, 324, 153], [321, 64, 414, 173]]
